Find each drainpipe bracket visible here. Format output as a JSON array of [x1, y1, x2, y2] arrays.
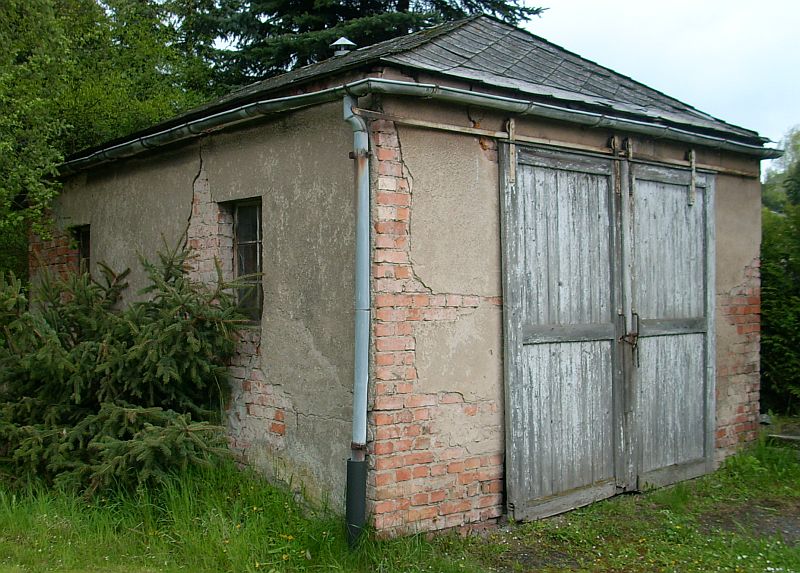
[[350, 442, 367, 451], [349, 150, 372, 159]]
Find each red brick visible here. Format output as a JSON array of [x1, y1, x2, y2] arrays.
[[394, 266, 412, 279], [413, 437, 431, 450], [412, 466, 430, 478], [375, 455, 405, 470], [482, 480, 503, 494], [375, 350, 397, 364], [374, 396, 405, 410], [393, 439, 413, 452], [407, 507, 438, 522], [374, 249, 409, 264], [403, 425, 422, 437], [376, 192, 411, 206], [375, 221, 408, 235], [374, 500, 396, 514], [373, 413, 396, 426], [465, 457, 481, 470], [413, 408, 431, 421], [447, 461, 465, 474], [395, 468, 412, 482], [269, 422, 286, 435], [378, 161, 403, 177], [430, 464, 447, 477], [374, 441, 394, 455], [375, 294, 412, 307], [440, 500, 472, 515], [405, 452, 434, 465], [374, 382, 394, 395], [376, 426, 402, 440], [375, 147, 399, 161], [376, 336, 414, 351], [406, 394, 437, 408], [395, 382, 414, 394], [411, 493, 429, 506]]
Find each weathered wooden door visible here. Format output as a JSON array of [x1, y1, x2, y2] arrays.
[[501, 145, 715, 521], [625, 163, 715, 488]]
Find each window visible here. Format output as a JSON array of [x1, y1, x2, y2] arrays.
[[234, 201, 263, 321], [71, 225, 90, 272]]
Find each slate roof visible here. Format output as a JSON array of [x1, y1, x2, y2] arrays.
[[74, 14, 767, 157], [207, 14, 761, 142]]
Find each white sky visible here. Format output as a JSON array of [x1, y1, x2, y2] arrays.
[[524, 0, 799, 149]]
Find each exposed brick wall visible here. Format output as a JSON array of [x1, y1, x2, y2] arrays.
[[185, 155, 291, 459], [368, 119, 504, 535], [715, 257, 761, 458], [29, 229, 80, 279]]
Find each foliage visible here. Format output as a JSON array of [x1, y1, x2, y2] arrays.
[[0, 0, 212, 277], [0, 0, 70, 235], [762, 127, 800, 212], [761, 127, 800, 413], [0, 248, 242, 493], [216, 0, 544, 86]]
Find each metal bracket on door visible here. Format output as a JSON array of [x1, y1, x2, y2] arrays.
[[687, 149, 697, 206], [618, 311, 640, 367]]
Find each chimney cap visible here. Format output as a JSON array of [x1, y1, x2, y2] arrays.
[[331, 37, 357, 56]]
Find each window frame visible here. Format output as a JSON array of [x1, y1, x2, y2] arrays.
[[233, 200, 263, 322], [70, 225, 90, 273]]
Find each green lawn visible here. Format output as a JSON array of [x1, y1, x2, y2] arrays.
[[1, 435, 798, 573]]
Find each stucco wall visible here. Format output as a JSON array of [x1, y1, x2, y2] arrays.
[[201, 102, 356, 507], [46, 102, 357, 510], [52, 145, 199, 296]]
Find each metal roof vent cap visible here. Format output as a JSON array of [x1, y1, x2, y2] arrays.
[[331, 37, 357, 56]]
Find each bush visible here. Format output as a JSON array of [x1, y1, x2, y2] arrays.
[[761, 204, 800, 414], [0, 247, 243, 493]]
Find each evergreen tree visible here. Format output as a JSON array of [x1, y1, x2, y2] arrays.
[[0, 248, 243, 492], [217, 0, 543, 86]]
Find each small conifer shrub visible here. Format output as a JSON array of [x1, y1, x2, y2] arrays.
[[0, 247, 244, 492]]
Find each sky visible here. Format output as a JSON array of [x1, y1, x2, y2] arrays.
[[524, 0, 798, 153]]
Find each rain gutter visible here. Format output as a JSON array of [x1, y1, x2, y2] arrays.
[[63, 78, 781, 175]]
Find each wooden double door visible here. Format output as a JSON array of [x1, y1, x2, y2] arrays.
[[501, 145, 715, 520]]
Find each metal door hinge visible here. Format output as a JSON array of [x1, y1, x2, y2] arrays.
[[687, 149, 697, 206]]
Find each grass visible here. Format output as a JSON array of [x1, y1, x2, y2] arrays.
[[460, 434, 800, 572], [0, 461, 481, 573], [1, 435, 798, 572]]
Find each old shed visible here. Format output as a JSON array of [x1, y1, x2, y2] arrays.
[[32, 15, 778, 536]]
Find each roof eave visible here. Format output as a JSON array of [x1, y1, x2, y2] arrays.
[[61, 77, 782, 175]]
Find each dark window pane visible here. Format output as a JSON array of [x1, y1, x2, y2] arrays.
[[236, 205, 260, 243], [71, 225, 90, 272], [238, 283, 262, 321], [237, 243, 259, 277]]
